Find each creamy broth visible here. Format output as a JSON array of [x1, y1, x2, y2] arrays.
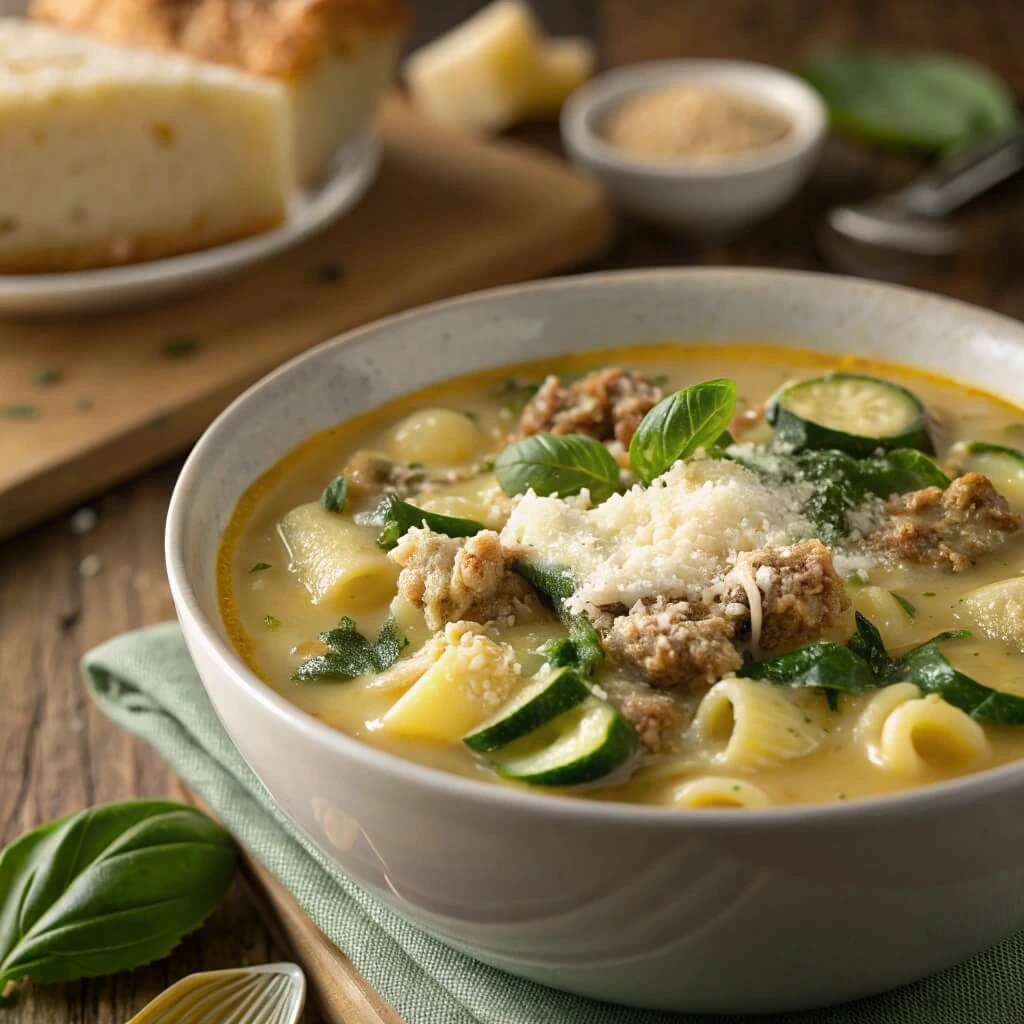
[[219, 344, 1024, 807]]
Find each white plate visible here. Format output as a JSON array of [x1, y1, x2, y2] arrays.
[[0, 131, 380, 318]]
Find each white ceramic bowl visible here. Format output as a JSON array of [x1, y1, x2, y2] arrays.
[[167, 270, 1024, 1014], [561, 61, 827, 234]]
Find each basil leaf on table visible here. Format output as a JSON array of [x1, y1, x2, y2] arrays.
[[629, 378, 737, 484], [800, 51, 1018, 152], [0, 802, 236, 996], [513, 558, 603, 678], [357, 493, 484, 550], [293, 615, 408, 683], [495, 434, 620, 502]]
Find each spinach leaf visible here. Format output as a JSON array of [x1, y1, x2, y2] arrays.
[[738, 642, 875, 693], [890, 592, 917, 620], [357, 494, 484, 550], [800, 51, 1018, 153], [494, 434, 620, 503], [857, 449, 951, 496], [320, 476, 348, 513], [629, 379, 737, 484], [885, 631, 1024, 724], [513, 559, 603, 678], [293, 615, 408, 682], [847, 611, 894, 678], [0, 802, 235, 996]]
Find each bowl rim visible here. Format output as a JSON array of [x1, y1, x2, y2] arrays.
[[167, 266, 1024, 831], [560, 59, 828, 181]]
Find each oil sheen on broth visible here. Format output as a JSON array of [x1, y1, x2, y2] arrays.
[[218, 344, 1024, 808]]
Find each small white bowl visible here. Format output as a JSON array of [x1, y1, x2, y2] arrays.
[[561, 60, 827, 234]]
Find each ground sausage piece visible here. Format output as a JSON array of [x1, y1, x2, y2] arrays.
[[728, 539, 850, 652], [610, 687, 684, 754], [516, 368, 662, 447], [871, 472, 1022, 573], [603, 597, 743, 692], [389, 528, 538, 630], [343, 451, 427, 500]]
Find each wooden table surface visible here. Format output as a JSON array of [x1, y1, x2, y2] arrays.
[[5, 2, 1024, 1021]]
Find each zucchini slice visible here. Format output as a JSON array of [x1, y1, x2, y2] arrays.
[[767, 373, 933, 457], [463, 666, 590, 753], [494, 699, 638, 787], [953, 442, 1024, 509]]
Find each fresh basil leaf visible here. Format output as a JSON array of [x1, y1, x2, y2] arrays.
[[0, 802, 235, 995], [513, 559, 603, 678], [857, 449, 951, 497], [848, 611, 894, 678], [494, 434, 620, 502], [357, 494, 484, 550], [800, 51, 1018, 153], [320, 476, 348, 513], [629, 379, 737, 484], [293, 615, 408, 683], [738, 642, 875, 693], [885, 630, 1024, 724]]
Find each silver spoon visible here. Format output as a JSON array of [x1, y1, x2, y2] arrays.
[[127, 963, 306, 1024], [825, 127, 1024, 256]]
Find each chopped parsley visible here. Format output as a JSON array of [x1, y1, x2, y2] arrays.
[[320, 476, 348, 513], [1, 404, 37, 420], [249, 562, 272, 574], [263, 615, 282, 629], [890, 592, 917, 620], [163, 335, 202, 358]]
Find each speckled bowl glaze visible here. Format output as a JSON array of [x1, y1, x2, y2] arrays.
[[167, 270, 1024, 1014]]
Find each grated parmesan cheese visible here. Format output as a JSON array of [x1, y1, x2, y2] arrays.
[[501, 459, 817, 614]]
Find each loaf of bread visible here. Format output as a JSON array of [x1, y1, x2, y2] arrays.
[[31, 0, 407, 182], [0, 18, 293, 273]]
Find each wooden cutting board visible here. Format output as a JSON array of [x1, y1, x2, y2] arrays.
[[0, 95, 612, 540]]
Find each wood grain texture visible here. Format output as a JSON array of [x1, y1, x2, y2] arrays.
[[4, 1, 1024, 1021]]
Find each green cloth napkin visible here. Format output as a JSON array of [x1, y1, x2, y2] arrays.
[[84, 623, 1024, 1024]]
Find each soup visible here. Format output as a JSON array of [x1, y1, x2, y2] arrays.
[[219, 344, 1024, 808]]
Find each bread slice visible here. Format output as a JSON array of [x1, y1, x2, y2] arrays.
[[0, 19, 292, 274], [31, 0, 407, 182]]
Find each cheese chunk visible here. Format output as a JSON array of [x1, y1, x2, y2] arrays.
[[526, 38, 597, 117], [0, 19, 291, 273], [502, 460, 815, 614]]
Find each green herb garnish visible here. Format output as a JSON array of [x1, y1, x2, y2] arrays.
[[263, 615, 282, 629], [293, 615, 408, 682], [0, 801, 236, 999], [163, 336, 202, 358], [249, 562, 272, 574], [495, 433, 620, 503], [320, 476, 348, 513], [357, 494, 484, 550], [33, 368, 61, 388], [499, 379, 540, 415], [890, 592, 917, 620], [0, 404, 37, 420], [629, 378, 737, 484]]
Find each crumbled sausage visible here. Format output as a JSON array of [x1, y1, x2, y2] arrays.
[[610, 686, 684, 754], [389, 528, 538, 630], [871, 472, 1022, 572], [516, 368, 662, 447], [727, 539, 850, 652], [603, 597, 743, 692], [343, 451, 428, 500]]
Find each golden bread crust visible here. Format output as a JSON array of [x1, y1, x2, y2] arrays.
[[30, 0, 407, 78]]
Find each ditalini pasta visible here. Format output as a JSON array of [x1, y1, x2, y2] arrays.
[[218, 343, 1024, 807]]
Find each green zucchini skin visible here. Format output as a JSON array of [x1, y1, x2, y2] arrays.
[[463, 667, 590, 753], [767, 373, 934, 457], [494, 701, 639, 787]]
